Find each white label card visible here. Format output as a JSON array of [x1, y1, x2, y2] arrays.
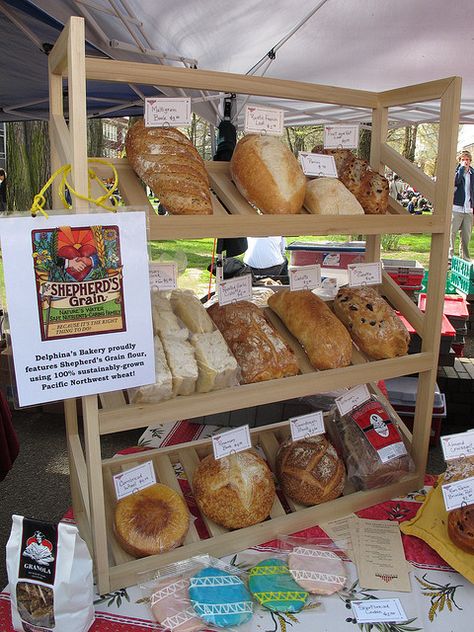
[[113, 461, 157, 500], [324, 124, 360, 149], [244, 105, 284, 135], [217, 274, 252, 306], [212, 425, 252, 460], [442, 476, 474, 511], [299, 152, 338, 178], [441, 430, 474, 461], [290, 411, 325, 441], [289, 265, 321, 291], [336, 384, 371, 417], [144, 97, 191, 127], [351, 599, 407, 624], [149, 262, 178, 290], [348, 262, 382, 287]]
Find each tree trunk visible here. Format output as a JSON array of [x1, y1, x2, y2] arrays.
[[403, 125, 418, 161], [87, 119, 104, 157], [358, 127, 371, 162]]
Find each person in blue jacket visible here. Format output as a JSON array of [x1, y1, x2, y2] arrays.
[[450, 150, 474, 261]]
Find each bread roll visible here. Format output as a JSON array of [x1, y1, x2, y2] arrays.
[[267, 289, 352, 370], [448, 505, 474, 553], [114, 483, 189, 557], [126, 120, 212, 215], [192, 451, 275, 528], [207, 300, 299, 383], [304, 177, 364, 215], [230, 134, 306, 214], [128, 336, 173, 403], [276, 435, 345, 505], [333, 286, 409, 359]]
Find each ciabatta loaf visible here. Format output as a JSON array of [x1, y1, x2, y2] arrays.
[[230, 134, 306, 214]]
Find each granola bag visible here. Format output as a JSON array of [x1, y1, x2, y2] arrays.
[[6, 515, 94, 631]]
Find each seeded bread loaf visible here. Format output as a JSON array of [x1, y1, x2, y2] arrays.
[[230, 134, 306, 214]]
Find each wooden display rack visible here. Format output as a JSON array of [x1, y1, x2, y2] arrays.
[[49, 17, 460, 593]]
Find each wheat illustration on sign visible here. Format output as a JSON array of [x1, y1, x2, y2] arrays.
[[32, 225, 125, 341]]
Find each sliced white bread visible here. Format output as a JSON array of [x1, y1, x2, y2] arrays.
[[191, 330, 240, 392], [128, 336, 173, 403], [161, 336, 198, 396], [170, 289, 215, 334]]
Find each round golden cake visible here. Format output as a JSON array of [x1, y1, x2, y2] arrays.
[[192, 451, 276, 529], [114, 483, 189, 557], [276, 435, 345, 505]]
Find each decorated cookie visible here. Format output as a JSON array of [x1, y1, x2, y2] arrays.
[[189, 567, 253, 628], [248, 558, 308, 612], [288, 545, 346, 595], [150, 576, 202, 631]]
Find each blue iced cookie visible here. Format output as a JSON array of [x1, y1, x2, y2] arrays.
[[189, 567, 253, 628], [249, 558, 308, 612]]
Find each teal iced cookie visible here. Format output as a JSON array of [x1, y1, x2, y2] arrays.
[[189, 567, 253, 628], [249, 558, 308, 612]]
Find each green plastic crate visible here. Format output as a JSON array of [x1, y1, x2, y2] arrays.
[[451, 256, 474, 280], [451, 270, 474, 295], [421, 270, 458, 294]]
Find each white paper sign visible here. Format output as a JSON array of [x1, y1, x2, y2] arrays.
[[324, 124, 360, 149], [244, 105, 284, 135], [289, 265, 321, 291], [351, 599, 407, 624], [336, 384, 371, 416], [0, 212, 155, 406], [442, 476, 474, 511], [348, 262, 382, 287], [441, 430, 474, 461], [149, 262, 178, 290], [217, 274, 252, 306], [290, 411, 325, 441], [212, 425, 252, 460], [299, 152, 338, 177], [144, 97, 191, 127], [113, 461, 157, 500]]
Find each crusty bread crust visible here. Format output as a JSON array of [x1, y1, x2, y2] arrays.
[[230, 134, 306, 214]]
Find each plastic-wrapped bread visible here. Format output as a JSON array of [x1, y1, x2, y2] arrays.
[[304, 177, 364, 215], [267, 289, 352, 370], [170, 289, 215, 333], [191, 331, 240, 392], [161, 336, 198, 396], [128, 336, 173, 404]]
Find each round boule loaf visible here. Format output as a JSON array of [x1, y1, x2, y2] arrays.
[[276, 435, 345, 505], [192, 450, 275, 529]]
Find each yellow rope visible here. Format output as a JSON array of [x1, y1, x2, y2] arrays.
[[30, 159, 120, 218]]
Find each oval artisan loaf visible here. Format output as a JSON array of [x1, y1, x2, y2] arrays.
[[276, 435, 346, 505], [333, 286, 409, 359], [230, 134, 306, 214], [114, 483, 190, 557], [192, 451, 276, 529], [267, 289, 352, 370], [304, 177, 364, 215]]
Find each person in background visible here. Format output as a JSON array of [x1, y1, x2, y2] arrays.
[[389, 174, 403, 201], [450, 150, 474, 261], [0, 169, 6, 212], [243, 236, 288, 279]]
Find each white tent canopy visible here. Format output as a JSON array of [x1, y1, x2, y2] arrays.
[[2, 0, 474, 129]]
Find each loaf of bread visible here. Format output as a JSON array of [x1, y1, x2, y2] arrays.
[[151, 291, 189, 341], [333, 286, 409, 359], [128, 336, 173, 404], [304, 177, 364, 215], [161, 336, 198, 396], [192, 451, 276, 528], [276, 435, 345, 505], [170, 289, 215, 334], [207, 300, 300, 383], [267, 289, 352, 370], [126, 120, 212, 214], [230, 134, 306, 214], [311, 147, 389, 214], [191, 331, 240, 393]]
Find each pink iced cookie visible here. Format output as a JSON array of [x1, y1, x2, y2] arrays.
[[151, 576, 203, 631], [288, 545, 346, 595]]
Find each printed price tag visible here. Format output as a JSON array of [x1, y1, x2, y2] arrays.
[[217, 274, 252, 306], [212, 425, 252, 460], [299, 152, 338, 177], [289, 265, 321, 291], [145, 97, 191, 127], [348, 262, 382, 287], [324, 124, 360, 149], [149, 262, 178, 290], [335, 384, 371, 417], [442, 476, 474, 511], [441, 430, 474, 461], [244, 105, 284, 135], [351, 599, 407, 624], [113, 461, 157, 500], [290, 411, 325, 441]]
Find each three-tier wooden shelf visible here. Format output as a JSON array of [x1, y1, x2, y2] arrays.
[[48, 17, 460, 593]]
